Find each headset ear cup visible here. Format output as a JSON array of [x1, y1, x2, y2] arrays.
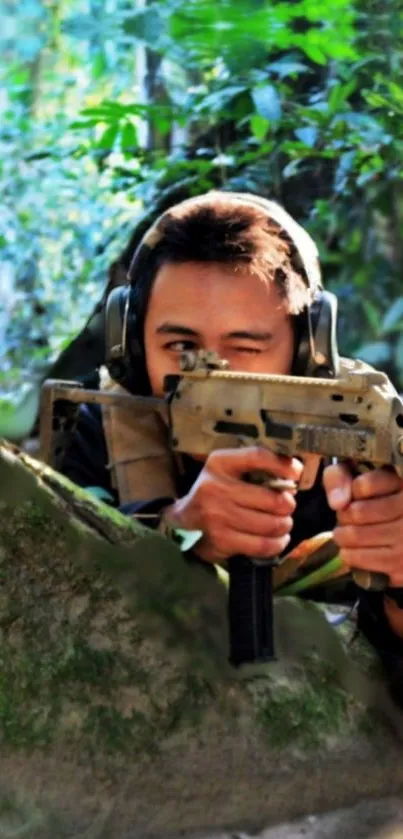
[[104, 285, 149, 393], [105, 285, 129, 381], [292, 290, 339, 378]]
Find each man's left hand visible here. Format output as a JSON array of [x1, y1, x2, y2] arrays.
[[323, 464, 403, 587]]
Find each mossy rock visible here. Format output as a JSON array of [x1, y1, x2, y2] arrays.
[[0, 440, 402, 838]]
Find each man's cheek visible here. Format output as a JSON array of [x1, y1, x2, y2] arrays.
[[146, 350, 168, 396]]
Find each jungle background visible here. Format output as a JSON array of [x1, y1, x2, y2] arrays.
[[1, 0, 403, 439]]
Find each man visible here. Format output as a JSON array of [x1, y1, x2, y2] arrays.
[[61, 191, 403, 701]]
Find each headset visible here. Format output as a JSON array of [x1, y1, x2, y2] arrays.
[[104, 192, 339, 394]]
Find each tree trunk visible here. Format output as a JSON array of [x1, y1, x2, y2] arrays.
[[0, 440, 402, 836]]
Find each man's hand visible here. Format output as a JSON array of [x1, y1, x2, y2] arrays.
[[163, 447, 303, 564], [323, 464, 403, 587]]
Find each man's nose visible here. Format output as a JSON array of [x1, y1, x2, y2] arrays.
[[202, 338, 222, 355]]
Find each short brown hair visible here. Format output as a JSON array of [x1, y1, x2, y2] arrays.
[[129, 192, 318, 317]]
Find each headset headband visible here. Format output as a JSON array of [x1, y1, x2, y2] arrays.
[[105, 190, 337, 391], [127, 191, 322, 299]]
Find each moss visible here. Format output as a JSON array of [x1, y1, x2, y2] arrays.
[[0, 793, 45, 836], [0, 622, 156, 750], [80, 672, 215, 755], [257, 662, 353, 751], [41, 469, 150, 540], [83, 705, 155, 755], [0, 447, 389, 765], [0, 492, 214, 754], [357, 707, 383, 736], [157, 672, 215, 736], [55, 638, 151, 695], [56, 641, 125, 689], [21, 502, 51, 530]]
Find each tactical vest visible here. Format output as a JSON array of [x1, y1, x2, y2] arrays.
[[99, 367, 177, 505]]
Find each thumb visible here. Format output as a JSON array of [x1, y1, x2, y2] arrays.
[[323, 463, 353, 511]]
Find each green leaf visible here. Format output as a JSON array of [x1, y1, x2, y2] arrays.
[[70, 120, 100, 130], [283, 159, 301, 178], [81, 102, 129, 118], [355, 342, 391, 366], [364, 92, 392, 110], [356, 171, 377, 188], [301, 43, 327, 65], [334, 151, 356, 193], [195, 86, 246, 115], [251, 84, 281, 122], [0, 384, 40, 441], [388, 81, 403, 106], [122, 4, 164, 45], [96, 124, 119, 150], [268, 58, 310, 79], [362, 300, 381, 336], [91, 52, 108, 80], [381, 298, 403, 334], [250, 114, 270, 141], [294, 126, 318, 147], [328, 80, 357, 113], [395, 332, 403, 377], [154, 117, 171, 137], [120, 122, 138, 152]]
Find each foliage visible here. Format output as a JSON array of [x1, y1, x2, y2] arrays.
[[0, 0, 402, 397]]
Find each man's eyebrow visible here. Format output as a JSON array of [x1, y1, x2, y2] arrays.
[[156, 323, 200, 336], [155, 323, 273, 341]]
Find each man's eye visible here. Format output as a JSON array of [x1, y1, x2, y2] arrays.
[[232, 346, 262, 355], [164, 340, 197, 352]]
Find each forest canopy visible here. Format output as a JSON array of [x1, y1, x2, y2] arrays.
[[1, 0, 402, 401]]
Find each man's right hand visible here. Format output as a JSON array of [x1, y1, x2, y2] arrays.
[[162, 447, 303, 564]]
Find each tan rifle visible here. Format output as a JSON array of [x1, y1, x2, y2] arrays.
[[39, 351, 403, 666], [166, 350, 403, 484]]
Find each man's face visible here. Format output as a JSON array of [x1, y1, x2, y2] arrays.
[[144, 261, 294, 396]]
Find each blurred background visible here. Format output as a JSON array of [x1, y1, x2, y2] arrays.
[[0, 0, 402, 439]]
